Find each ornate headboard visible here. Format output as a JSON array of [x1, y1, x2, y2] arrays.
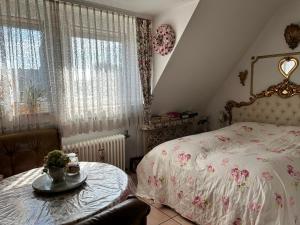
[[225, 79, 300, 126]]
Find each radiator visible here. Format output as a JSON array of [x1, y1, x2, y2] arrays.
[[63, 134, 125, 170]]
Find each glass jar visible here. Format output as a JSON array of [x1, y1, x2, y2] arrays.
[[66, 153, 80, 175], [67, 153, 79, 163]]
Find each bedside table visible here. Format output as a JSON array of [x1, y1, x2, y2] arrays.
[[141, 117, 203, 153]]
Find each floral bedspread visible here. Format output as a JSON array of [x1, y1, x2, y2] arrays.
[[136, 122, 300, 225]]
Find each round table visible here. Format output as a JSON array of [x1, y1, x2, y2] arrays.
[[0, 162, 132, 225]]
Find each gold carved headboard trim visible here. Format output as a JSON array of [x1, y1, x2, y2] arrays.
[[225, 79, 300, 125], [250, 51, 300, 95]]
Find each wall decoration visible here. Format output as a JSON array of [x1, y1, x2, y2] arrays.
[[238, 70, 248, 86], [218, 111, 229, 128], [284, 24, 300, 50], [153, 24, 176, 56], [250, 51, 300, 96], [278, 57, 299, 79]]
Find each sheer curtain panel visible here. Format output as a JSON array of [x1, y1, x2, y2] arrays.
[[0, 0, 143, 136], [0, 0, 62, 133], [58, 3, 143, 136]]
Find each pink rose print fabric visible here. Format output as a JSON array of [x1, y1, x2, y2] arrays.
[[231, 167, 249, 188], [222, 196, 230, 212], [275, 193, 284, 208], [261, 171, 273, 181], [233, 218, 242, 225], [207, 165, 215, 173], [248, 202, 262, 213], [137, 122, 300, 225], [177, 152, 191, 166], [287, 164, 300, 181], [192, 195, 209, 210]]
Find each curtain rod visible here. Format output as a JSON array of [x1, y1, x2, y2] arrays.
[[52, 0, 153, 20]]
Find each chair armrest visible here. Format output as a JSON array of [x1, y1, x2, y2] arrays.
[[77, 196, 150, 225]]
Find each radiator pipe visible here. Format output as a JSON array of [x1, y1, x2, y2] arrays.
[[124, 130, 130, 139]]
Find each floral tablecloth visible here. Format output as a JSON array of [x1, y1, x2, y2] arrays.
[[0, 162, 131, 225]]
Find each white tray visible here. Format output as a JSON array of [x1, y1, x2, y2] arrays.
[[32, 172, 87, 193]]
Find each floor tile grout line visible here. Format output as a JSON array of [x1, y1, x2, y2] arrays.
[[157, 217, 181, 225], [154, 207, 178, 219], [139, 197, 190, 224], [142, 199, 181, 220], [158, 217, 171, 225], [157, 208, 175, 218], [153, 204, 179, 219], [149, 205, 180, 225]]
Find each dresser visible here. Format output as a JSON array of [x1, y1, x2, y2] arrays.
[[129, 116, 208, 172], [141, 117, 206, 153]]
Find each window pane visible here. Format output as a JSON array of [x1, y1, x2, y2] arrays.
[[68, 36, 124, 116], [0, 26, 49, 114]]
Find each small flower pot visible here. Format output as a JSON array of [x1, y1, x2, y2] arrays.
[[48, 167, 65, 183]]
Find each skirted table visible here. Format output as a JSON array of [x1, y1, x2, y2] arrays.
[[0, 162, 133, 225]]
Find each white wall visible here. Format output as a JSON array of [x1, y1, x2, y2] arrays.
[[153, 0, 199, 87], [206, 0, 300, 130], [151, 0, 284, 115]]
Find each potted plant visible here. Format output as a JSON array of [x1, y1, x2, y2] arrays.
[[43, 150, 70, 183], [24, 82, 45, 114]]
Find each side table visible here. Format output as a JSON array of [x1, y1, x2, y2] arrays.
[[130, 116, 208, 172]]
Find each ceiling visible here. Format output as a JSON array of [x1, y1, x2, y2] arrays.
[[82, 0, 197, 16]]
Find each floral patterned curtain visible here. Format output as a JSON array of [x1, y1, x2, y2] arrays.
[[136, 18, 153, 125]]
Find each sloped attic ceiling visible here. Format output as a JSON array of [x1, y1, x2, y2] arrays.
[[151, 0, 285, 114]]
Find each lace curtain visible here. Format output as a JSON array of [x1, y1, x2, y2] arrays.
[[0, 0, 57, 133], [0, 0, 143, 136]]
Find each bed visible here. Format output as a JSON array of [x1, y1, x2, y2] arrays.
[[136, 79, 300, 225]]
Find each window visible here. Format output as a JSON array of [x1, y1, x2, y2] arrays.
[[0, 0, 143, 135], [0, 26, 50, 116], [66, 37, 124, 117]]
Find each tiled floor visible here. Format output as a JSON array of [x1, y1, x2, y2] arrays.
[[139, 197, 196, 225]]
